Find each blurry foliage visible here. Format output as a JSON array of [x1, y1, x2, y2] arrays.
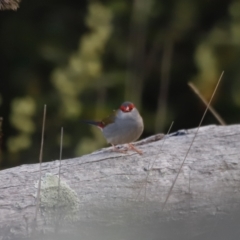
[[8, 96, 36, 153], [0, 0, 240, 169], [51, 1, 113, 155]]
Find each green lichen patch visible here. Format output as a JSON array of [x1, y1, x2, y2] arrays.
[[35, 173, 80, 224]]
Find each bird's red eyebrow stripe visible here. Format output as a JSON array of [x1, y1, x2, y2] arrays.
[[120, 106, 125, 111], [120, 103, 134, 112]]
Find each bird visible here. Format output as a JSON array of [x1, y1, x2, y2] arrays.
[[83, 101, 144, 154]]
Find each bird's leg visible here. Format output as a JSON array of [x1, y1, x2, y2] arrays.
[[111, 144, 128, 154], [128, 143, 143, 155]]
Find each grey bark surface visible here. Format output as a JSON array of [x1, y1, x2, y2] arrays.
[[1, 124, 240, 240]]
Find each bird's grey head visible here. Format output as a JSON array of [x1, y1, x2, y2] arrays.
[[116, 101, 139, 120]]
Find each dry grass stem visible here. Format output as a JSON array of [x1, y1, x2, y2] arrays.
[[136, 121, 174, 201], [55, 127, 64, 232], [58, 127, 63, 199], [34, 104, 47, 220], [0, 117, 3, 165], [188, 82, 226, 125], [162, 71, 224, 210]]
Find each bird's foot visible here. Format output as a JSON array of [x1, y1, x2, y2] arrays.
[[128, 143, 143, 155], [111, 144, 128, 154]]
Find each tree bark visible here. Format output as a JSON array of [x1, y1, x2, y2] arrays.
[[1, 124, 240, 240]]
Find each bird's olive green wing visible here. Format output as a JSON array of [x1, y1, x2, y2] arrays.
[[101, 110, 117, 127]]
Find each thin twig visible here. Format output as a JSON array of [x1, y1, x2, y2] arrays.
[[162, 71, 224, 210], [58, 127, 63, 199], [55, 127, 63, 233], [136, 121, 174, 201], [34, 105, 47, 220], [0, 117, 3, 166], [188, 82, 226, 125]]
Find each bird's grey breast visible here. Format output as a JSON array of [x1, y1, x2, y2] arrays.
[[103, 109, 144, 145]]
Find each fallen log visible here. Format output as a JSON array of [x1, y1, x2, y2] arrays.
[[1, 124, 240, 240]]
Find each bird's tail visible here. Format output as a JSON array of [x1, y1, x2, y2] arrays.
[[81, 120, 103, 128]]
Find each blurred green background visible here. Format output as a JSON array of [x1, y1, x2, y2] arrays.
[[0, 0, 240, 169]]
